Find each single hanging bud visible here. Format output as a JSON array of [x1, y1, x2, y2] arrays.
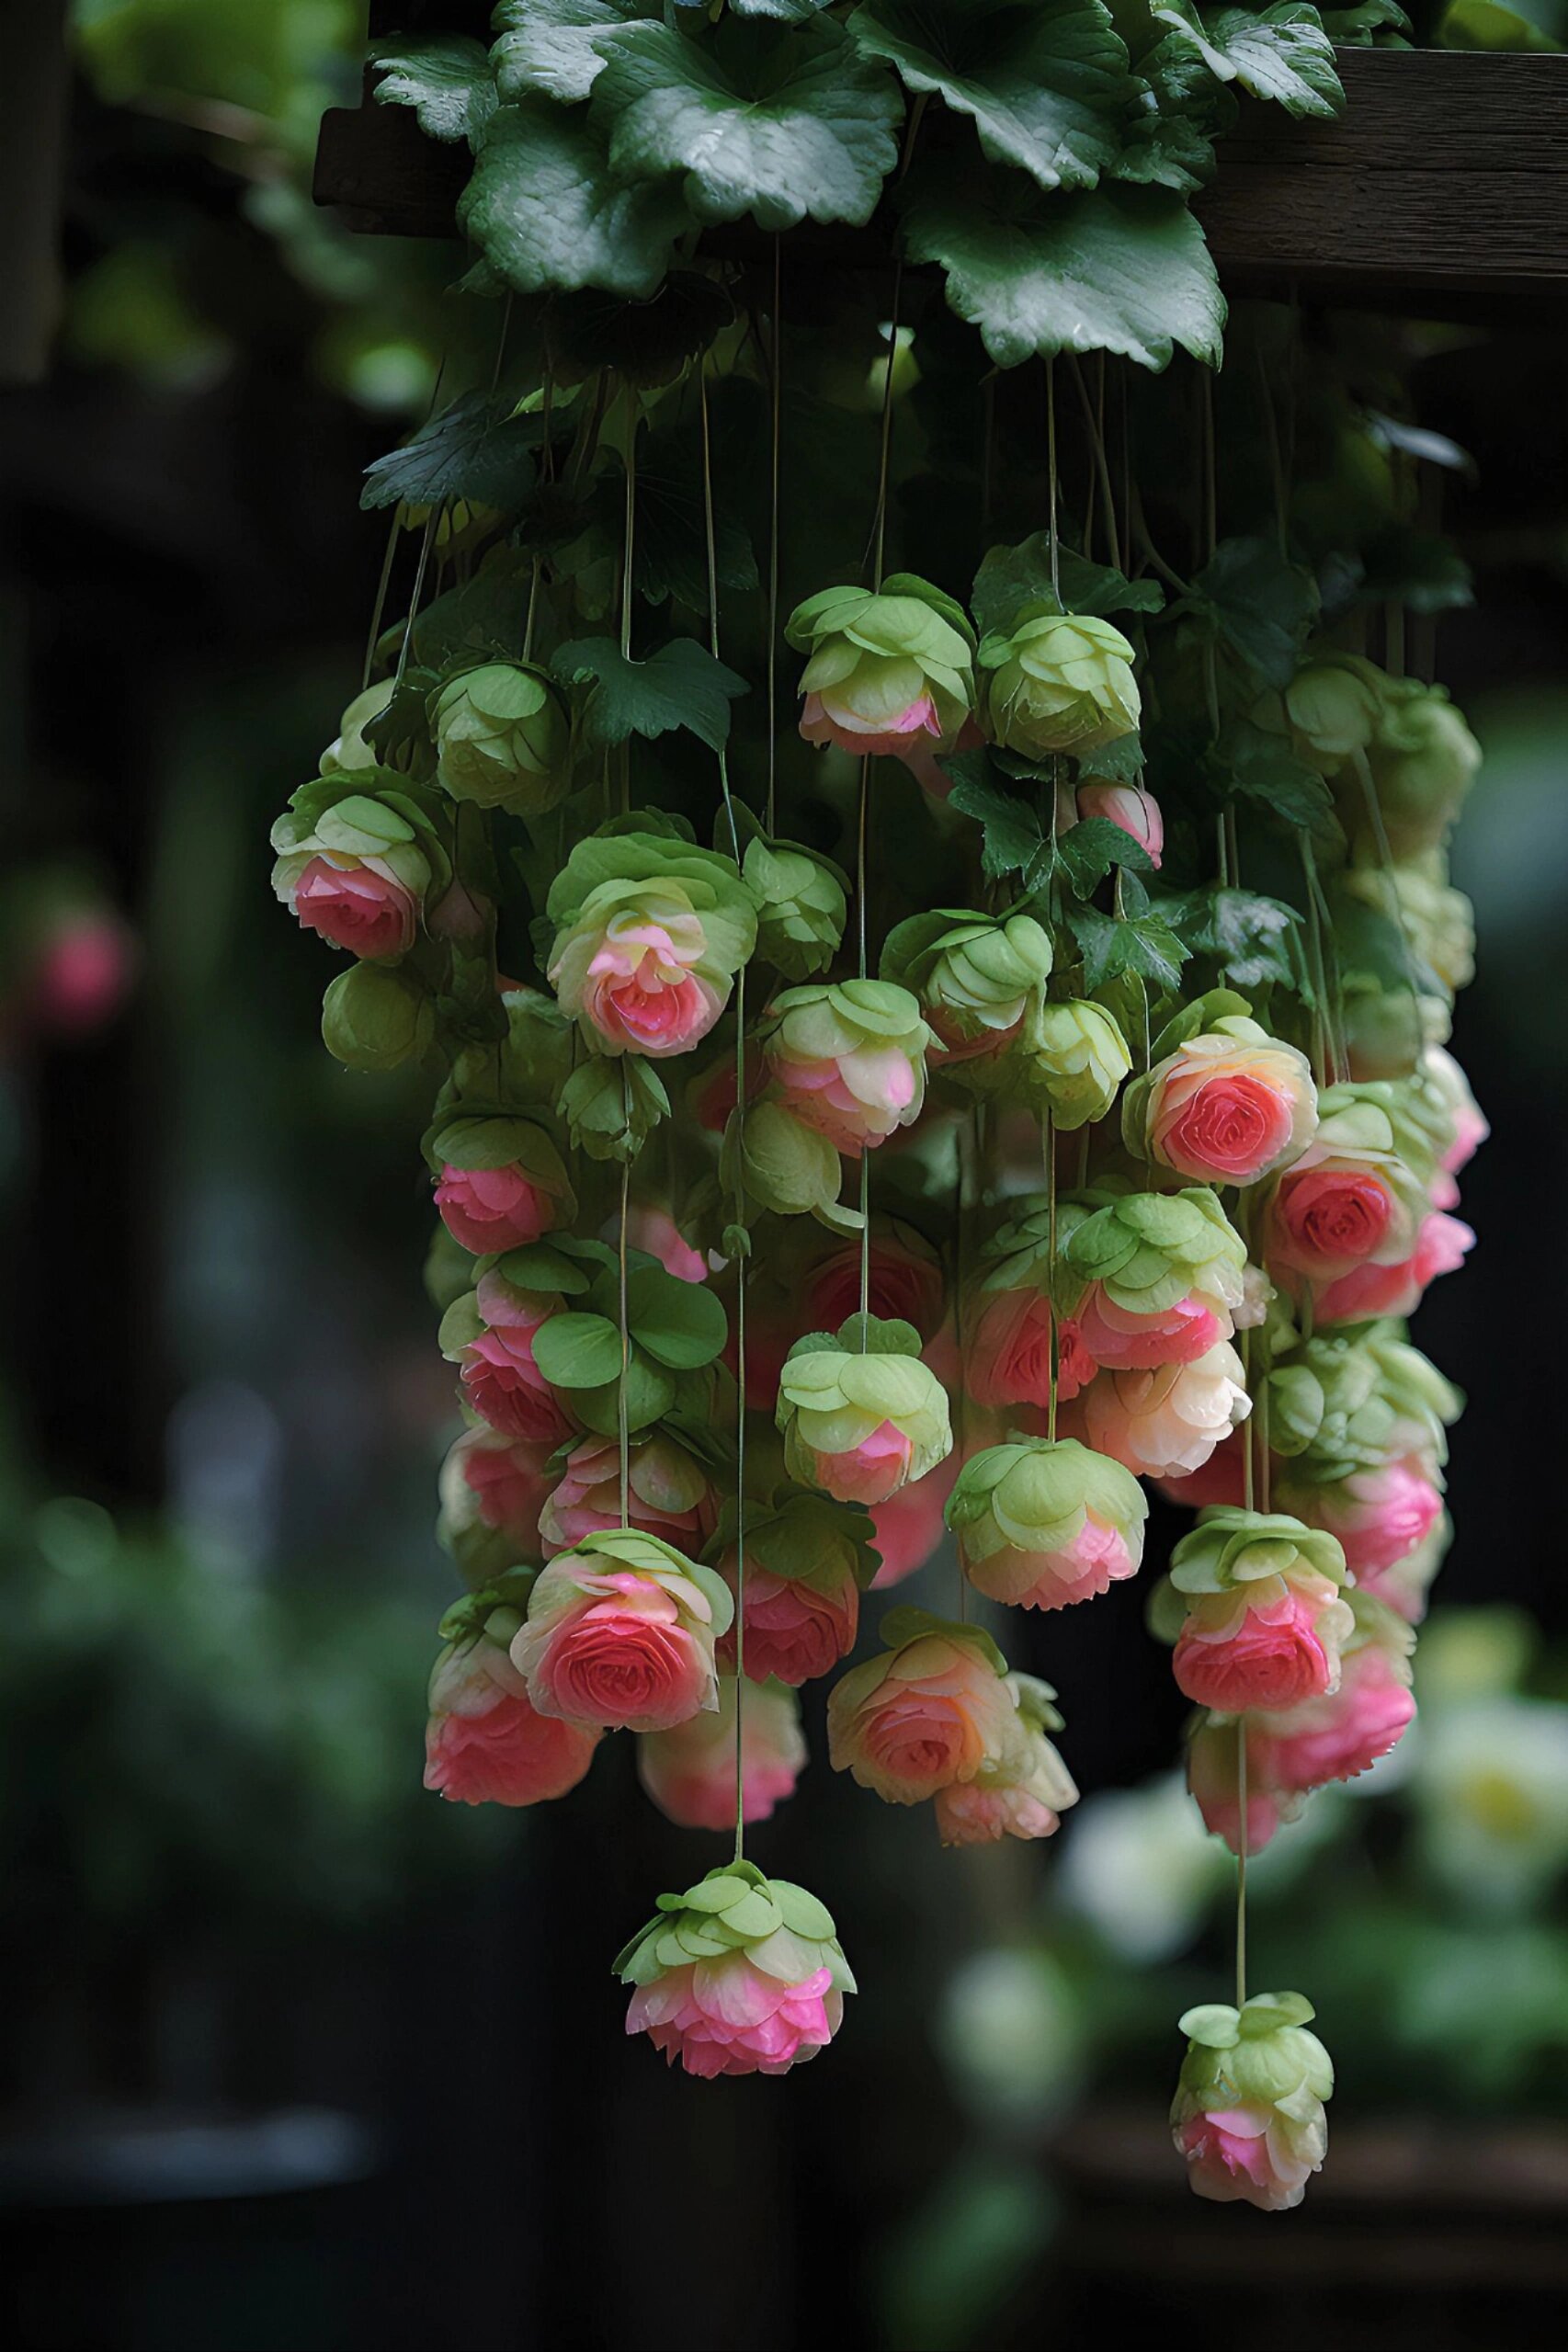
[[272, 775, 447, 960], [1061, 1187, 1247, 1370], [510, 1529, 733, 1734], [948, 1437, 1147, 1610], [1170, 1508, 1353, 1714], [881, 907, 1053, 1075], [1074, 778, 1163, 866], [636, 1676, 806, 1831], [438, 1271, 576, 1447], [743, 835, 849, 979], [760, 978, 933, 1155], [321, 960, 433, 1071], [1362, 676, 1480, 860], [826, 1609, 1020, 1807], [429, 659, 570, 812], [786, 576, 977, 789], [1171, 1993, 1334, 2211], [428, 1114, 576, 1256], [1021, 999, 1131, 1129], [980, 610, 1140, 759], [615, 1861, 854, 2077], [776, 1317, 952, 1505]]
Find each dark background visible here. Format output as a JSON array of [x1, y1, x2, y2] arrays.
[[4, 9, 1568, 2350]]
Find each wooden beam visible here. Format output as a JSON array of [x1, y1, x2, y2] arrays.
[[312, 46, 1568, 307]]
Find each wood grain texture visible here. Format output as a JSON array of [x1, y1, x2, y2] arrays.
[[312, 45, 1568, 304]]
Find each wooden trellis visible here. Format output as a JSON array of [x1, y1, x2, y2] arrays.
[[313, 14, 1568, 312]]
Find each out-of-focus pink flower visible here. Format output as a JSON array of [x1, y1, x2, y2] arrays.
[[966, 1288, 1094, 1410], [624, 1205, 708, 1283], [423, 1640, 598, 1807], [1278, 1456, 1444, 1580], [28, 908, 137, 1034], [637, 1677, 805, 1830], [869, 1451, 958, 1589]]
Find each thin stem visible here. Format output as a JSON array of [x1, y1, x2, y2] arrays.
[[1235, 1718, 1250, 2009], [767, 234, 782, 837], [1044, 1110, 1059, 1443], [858, 1152, 871, 1349], [870, 261, 903, 590], [1068, 352, 1122, 574], [617, 1146, 631, 1532], [393, 512, 438, 687], [1045, 356, 1061, 601], [362, 510, 402, 689], [620, 387, 638, 663]]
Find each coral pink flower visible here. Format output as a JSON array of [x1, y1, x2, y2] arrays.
[[719, 1561, 858, 1687], [1084, 1345, 1251, 1481], [966, 1288, 1093, 1409], [934, 1779, 1065, 1844], [1280, 1457, 1443, 1580], [458, 1275, 575, 1447], [423, 1644, 597, 1808], [1265, 1645, 1415, 1793], [1268, 1163, 1393, 1279], [554, 901, 724, 1057], [1074, 779, 1164, 867], [870, 1450, 959, 1588], [827, 1629, 1018, 1804], [513, 1547, 726, 1733], [1074, 1287, 1224, 1371], [637, 1678, 805, 1830], [1174, 1591, 1337, 1714], [1187, 1718, 1297, 1857], [627, 1953, 841, 2077], [807, 1420, 915, 1506], [435, 1162, 561, 1255], [1139, 1025, 1317, 1187], [1177, 2109, 1314, 2211], [538, 1434, 718, 1559], [624, 1206, 707, 1283], [292, 856, 416, 959], [804, 1230, 945, 1343], [769, 1042, 919, 1156], [1312, 1210, 1473, 1324], [451, 1427, 553, 1543]]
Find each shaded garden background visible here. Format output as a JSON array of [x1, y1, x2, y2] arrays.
[[4, 6, 1568, 2348]]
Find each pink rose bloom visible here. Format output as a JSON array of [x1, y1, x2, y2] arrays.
[[624, 1205, 708, 1283], [719, 1561, 858, 1687], [1075, 1286, 1224, 1371], [1174, 1590, 1338, 1714], [292, 856, 416, 960], [1140, 1022, 1317, 1187], [423, 1642, 598, 1808], [435, 1162, 562, 1255], [1312, 1210, 1473, 1324], [1187, 1717, 1298, 1857], [935, 1779, 1062, 1844], [827, 1629, 1018, 1804], [967, 1288, 1093, 1409], [628, 1952, 841, 2078], [806, 1419, 916, 1506], [552, 899, 724, 1057], [539, 1433, 718, 1559], [1176, 2109, 1317, 2212], [1074, 779, 1164, 867], [1267, 1162, 1394, 1280], [801, 687, 942, 762], [1363, 1508, 1450, 1624], [768, 1040, 920, 1158], [1279, 1456, 1443, 1580], [1266, 1644, 1415, 1793], [804, 1229, 945, 1344], [870, 1449, 958, 1588], [637, 1676, 805, 1831], [1000, 1516, 1141, 1611], [448, 1426, 553, 1544], [457, 1274, 575, 1447], [512, 1548, 725, 1733], [1084, 1345, 1251, 1481]]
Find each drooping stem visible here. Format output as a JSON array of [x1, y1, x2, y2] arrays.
[[393, 511, 437, 687], [617, 1142, 631, 1533], [1043, 1110, 1059, 1444], [870, 262, 903, 591], [1235, 1717, 1250, 2009], [1045, 355, 1061, 602], [767, 234, 782, 838], [1068, 351, 1122, 574], [362, 510, 402, 689]]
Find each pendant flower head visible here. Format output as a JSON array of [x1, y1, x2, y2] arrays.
[[948, 1436, 1147, 1611], [1060, 1186, 1248, 1371], [714, 1487, 877, 1687], [1172, 1993, 1334, 2212], [539, 1430, 722, 1560], [1022, 999, 1132, 1130], [438, 1270, 576, 1449], [1084, 1344, 1253, 1480], [881, 907, 1053, 1074], [428, 1114, 575, 1256], [423, 1577, 600, 1809], [272, 772, 449, 960], [760, 978, 934, 1156], [617, 1862, 854, 2078], [547, 825, 757, 1059], [430, 658, 570, 812], [827, 1609, 1021, 1806], [934, 1671, 1079, 1847], [1265, 1081, 1435, 1287], [776, 1316, 952, 1506], [509, 1528, 733, 1734], [1123, 1014, 1318, 1188], [637, 1676, 806, 1832], [1170, 1508, 1353, 1715], [788, 576, 977, 789], [980, 609, 1140, 759]]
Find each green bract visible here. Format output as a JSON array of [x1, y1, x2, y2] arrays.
[[523, 1526, 734, 1644], [1059, 1186, 1246, 1319], [1168, 1507, 1347, 1599], [1174, 1990, 1334, 2110], [881, 907, 1053, 1067], [321, 962, 433, 1071], [979, 609, 1140, 758], [1023, 997, 1131, 1127], [947, 1437, 1147, 1585], [759, 978, 935, 1137], [613, 1858, 856, 1998], [1267, 1328, 1461, 1481], [560, 1055, 671, 1164], [787, 576, 977, 749], [270, 770, 450, 915], [709, 1485, 879, 1596], [430, 659, 570, 811], [546, 824, 758, 1054], [744, 835, 849, 980], [776, 1316, 952, 1489], [321, 679, 397, 773], [722, 1097, 855, 1230]]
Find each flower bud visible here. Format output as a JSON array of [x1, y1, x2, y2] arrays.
[[1365, 678, 1480, 859], [616, 1861, 854, 2077], [1170, 1508, 1352, 1714], [761, 978, 933, 1156], [321, 960, 433, 1071], [1171, 1992, 1333, 2210], [743, 835, 848, 979], [934, 1672, 1078, 1846], [980, 611, 1140, 759], [637, 1676, 806, 1831], [777, 1317, 952, 1504], [1021, 999, 1131, 1129], [881, 907, 1053, 1074], [1074, 778, 1163, 866], [430, 660, 569, 811], [827, 1609, 1020, 1804], [949, 1437, 1147, 1610], [429, 1114, 575, 1255], [547, 827, 756, 1058], [787, 577, 977, 788]]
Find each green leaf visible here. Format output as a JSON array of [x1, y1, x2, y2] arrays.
[[1320, 2, 1409, 39], [1113, 37, 1235, 195], [595, 13, 903, 233], [550, 636, 748, 753], [1057, 815, 1153, 896], [597, 427, 759, 611], [459, 100, 691, 300], [492, 0, 653, 107], [532, 1311, 626, 1391], [494, 1242, 597, 1296], [1163, 885, 1306, 991], [943, 754, 1053, 889], [549, 272, 733, 392], [971, 532, 1162, 636], [372, 34, 497, 147], [1175, 534, 1319, 689], [360, 393, 539, 515], [901, 162, 1224, 373], [1066, 898, 1189, 990], [1221, 726, 1340, 839], [847, 0, 1133, 193], [1152, 4, 1343, 118], [625, 1265, 729, 1369]]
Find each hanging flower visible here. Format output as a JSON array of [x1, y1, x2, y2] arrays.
[[1312, 1208, 1473, 1324], [949, 1436, 1147, 1610], [437, 1425, 553, 1580], [934, 1673, 1079, 1846], [869, 1446, 959, 1588], [714, 1488, 875, 1687], [1274, 1455, 1446, 1585], [429, 659, 570, 812], [423, 1582, 599, 1808], [1171, 1993, 1334, 2211], [271, 774, 449, 959], [1074, 778, 1163, 866], [438, 1271, 576, 1448], [827, 1609, 1020, 1805], [967, 1285, 1096, 1411], [1123, 1016, 1318, 1187], [1022, 999, 1132, 1129], [760, 978, 933, 1156], [429, 1114, 575, 1256], [1267, 1326, 1460, 1487], [980, 610, 1141, 758], [616, 1862, 855, 2078], [743, 835, 849, 980], [320, 960, 434, 1071], [539, 1430, 721, 1559], [1083, 1345, 1253, 1480], [881, 908, 1053, 1072], [637, 1677, 806, 1831], [1265, 1082, 1434, 1286], [546, 827, 757, 1059], [796, 1217, 946, 1348], [1170, 1509, 1353, 1714], [510, 1529, 733, 1733], [1361, 678, 1481, 859], [1060, 1187, 1248, 1369], [776, 1317, 952, 1505], [786, 577, 977, 784]]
